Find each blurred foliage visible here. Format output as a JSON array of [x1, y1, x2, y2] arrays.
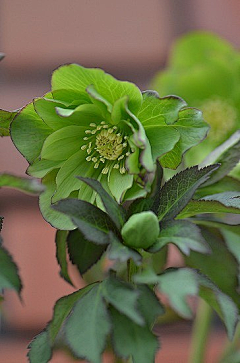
[[151, 31, 240, 178]]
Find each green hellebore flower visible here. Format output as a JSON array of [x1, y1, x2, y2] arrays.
[[151, 31, 240, 172], [10, 64, 208, 229]]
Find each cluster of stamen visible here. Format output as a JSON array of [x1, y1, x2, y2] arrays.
[[81, 121, 130, 174]]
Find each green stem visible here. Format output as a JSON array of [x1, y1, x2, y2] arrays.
[[127, 259, 138, 283], [188, 299, 213, 363], [218, 322, 240, 362]]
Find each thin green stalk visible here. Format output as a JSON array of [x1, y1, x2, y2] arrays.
[[218, 322, 240, 362], [127, 259, 138, 283], [188, 299, 213, 363]]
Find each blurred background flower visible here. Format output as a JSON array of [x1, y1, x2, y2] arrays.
[[151, 31, 240, 177]]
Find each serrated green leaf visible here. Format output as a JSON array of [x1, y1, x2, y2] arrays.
[[28, 284, 97, 362], [108, 232, 142, 265], [177, 199, 240, 219], [27, 330, 52, 363], [221, 229, 240, 265], [0, 109, 18, 137], [149, 220, 210, 255], [0, 244, 22, 295], [65, 285, 111, 363], [157, 165, 219, 221], [202, 192, 240, 208], [53, 198, 118, 245], [199, 275, 238, 340], [77, 177, 126, 230], [67, 229, 107, 275], [137, 285, 164, 327], [185, 227, 240, 307], [134, 267, 198, 319], [55, 230, 73, 286], [200, 131, 240, 186], [110, 307, 159, 363], [49, 285, 96, 343], [0, 173, 44, 195], [155, 268, 199, 319], [195, 176, 240, 199], [102, 275, 144, 326]]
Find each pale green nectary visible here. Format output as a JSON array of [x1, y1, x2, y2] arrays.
[[121, 211, 160, 249], [10, 64, 209, 229]]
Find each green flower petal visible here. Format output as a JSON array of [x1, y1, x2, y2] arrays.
[[27, 159, 64, 178], [160, 108, 209, 169], [52, 89, 91, 105], [108, 168, 133, 202], [39, 170, 75, 230], [87, 85, 112, 119], [11, 103, 52, 163], [51, 64, 142, 114], [52, 150, 97, 202], [41, 125, 86, 161], [145, 126, 180, 160], [138, 92, 187, 126], [111, 96, 129, 125]]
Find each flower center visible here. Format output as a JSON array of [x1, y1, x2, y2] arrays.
[[81, 121, 130, 175], [95, 129, 123, 160], [200, 97, 237, 142]]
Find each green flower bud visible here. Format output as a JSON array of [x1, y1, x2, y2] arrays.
[[121, 211, 160, 250]]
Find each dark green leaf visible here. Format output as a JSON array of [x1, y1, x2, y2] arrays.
[[67, 229, 107, 275], [177, 199, 240, 219], [55, 230, 73, 286], [195, 176, 240, 199], [199, 275, 238, 340], [53, 198, 118, 245], [158, 165, 219, 221], [65, 285, 111, 363], [137, 285, 164, 327], [154, 268, 199, 318], [0, 173, 44, 195], [102, 275, 144, 326], [149, 220, 210, 255], [27, 330, 52, 363], [0, 244, 22, 295], [108, 232, 142, 265], [202, 192, 240, 208], [200, 130, 240, 186], [134, 267, 198, 319], [77, 177, 126, 230], [49, 285, 96, 343], [110, 307, 159, 363], [185, 227, 240, 307]]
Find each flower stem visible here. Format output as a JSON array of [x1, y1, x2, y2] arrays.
[[127, 259, 138, 283], [188, 299, 213, 363]]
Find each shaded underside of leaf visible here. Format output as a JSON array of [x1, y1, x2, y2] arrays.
[[67, 229, 107, 275]]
